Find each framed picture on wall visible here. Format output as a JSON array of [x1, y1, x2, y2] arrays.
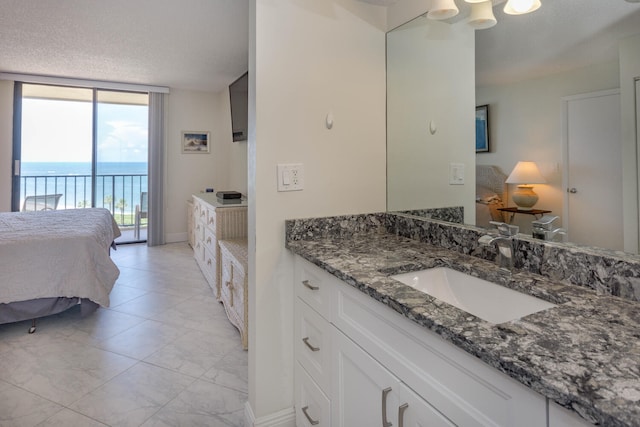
[[476, 105, 490, 153], [181, 131, 210, 153]]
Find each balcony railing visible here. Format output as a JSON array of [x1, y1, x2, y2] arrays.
[[19, 173, 148, 227]]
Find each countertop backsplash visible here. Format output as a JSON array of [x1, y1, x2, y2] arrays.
[[286, 211, 640, 303]]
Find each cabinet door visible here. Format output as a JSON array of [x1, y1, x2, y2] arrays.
[[398, 383, 456, 427], [332, 327, 401, 427]]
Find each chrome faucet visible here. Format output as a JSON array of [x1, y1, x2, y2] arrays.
[[479, 221, 519, 272], [532, 215, 566, 242]]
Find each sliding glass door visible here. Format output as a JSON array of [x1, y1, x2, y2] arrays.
[[13, 83, 149, 243]]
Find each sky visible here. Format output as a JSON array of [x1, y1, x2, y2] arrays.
[[21, 98, 149, 163]]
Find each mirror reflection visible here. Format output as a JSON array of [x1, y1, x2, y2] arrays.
[[386, 0, 640, 254]]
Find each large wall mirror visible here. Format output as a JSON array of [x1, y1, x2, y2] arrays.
[[387, 0, 640, 254]]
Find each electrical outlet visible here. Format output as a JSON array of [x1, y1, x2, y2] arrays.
[[277, 163, 304, 191]]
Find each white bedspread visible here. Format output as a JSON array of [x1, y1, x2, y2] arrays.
[[0, 208, 121, 307]]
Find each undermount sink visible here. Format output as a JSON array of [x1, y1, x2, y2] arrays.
[[391, 267, 556, 324]]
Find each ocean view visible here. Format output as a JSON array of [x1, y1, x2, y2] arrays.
[[20, 162, 148, 213]]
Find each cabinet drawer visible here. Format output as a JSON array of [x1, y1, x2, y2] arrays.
[[206, 206, 217, 231], [203, 227, 216, 253], [295, 257, 335, 320], [295, 298, 332, 393], [332, 280, 546, 427], [295, 362, 330, 427], [202, 246, 217, 294]]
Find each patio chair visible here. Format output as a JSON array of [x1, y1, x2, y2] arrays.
[[22, 194, 63, 211], [134, 192, 148, 240]]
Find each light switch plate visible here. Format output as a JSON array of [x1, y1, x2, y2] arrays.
[[449, 163, 465, 185], [277, 163, 304, 191]]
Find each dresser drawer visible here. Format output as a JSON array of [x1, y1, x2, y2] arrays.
[[295, 298, 332, 393], [206, 206, 217, 231], [202, 245, 217, 294], [295, 362, 330, 427], [295, 257, 335, 320], [203, 227, 216, 253]]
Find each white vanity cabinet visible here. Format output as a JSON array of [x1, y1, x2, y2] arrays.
[[332, 325, 455, 427], [293, 255, 550, 427]]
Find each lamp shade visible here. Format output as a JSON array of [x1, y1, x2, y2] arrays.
[[468, 1, 497, 30], [427, 0, 460, 20], [503, 0, 541, 15], [505, 161, 546, 184]]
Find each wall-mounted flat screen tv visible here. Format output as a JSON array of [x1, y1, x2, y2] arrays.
[[229, 72, 248, 142]]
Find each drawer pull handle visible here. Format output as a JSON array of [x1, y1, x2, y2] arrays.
[[302, 280, 319, 291], [206, 237, 212, 244], [207, 259, 212, 266], [302, 337, 320, 352], [398, 403, 408, 427], [301, 406, 319, 425], [382, 387, 392, 427], [209, 218, 214, 224]]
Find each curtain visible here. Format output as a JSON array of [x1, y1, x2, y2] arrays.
[[147, 92, 166, 246]]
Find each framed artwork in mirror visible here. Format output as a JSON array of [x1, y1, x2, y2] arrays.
[[476, 105, 490, 153], [181, 131, 210, 153]]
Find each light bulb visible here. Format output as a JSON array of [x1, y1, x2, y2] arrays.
[[504, 0, 541, 15]]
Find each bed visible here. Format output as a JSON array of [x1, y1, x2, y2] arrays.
[[476, 165, 508, 228], [0, 208, 121, 331]]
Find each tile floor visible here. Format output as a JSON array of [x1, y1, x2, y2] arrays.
[[0, 243, 248, 427]]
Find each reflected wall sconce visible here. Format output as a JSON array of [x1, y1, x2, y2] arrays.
[[427, 0, 460, 20], [469, 1, 497, 29], [427, 0, 541, 30], [505, 161, 546, 210], [503, 0, 541, 15]]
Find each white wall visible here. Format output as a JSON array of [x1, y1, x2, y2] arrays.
[[165, 87, 246, 243], [0, 80, 13, 212], [476, 60, 620, 234], [248, 0, 387, 422], [619, 33, 640, 253], [386, 16, 476, 223]]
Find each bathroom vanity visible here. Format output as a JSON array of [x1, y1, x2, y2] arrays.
[[287, 213, 640, 427]]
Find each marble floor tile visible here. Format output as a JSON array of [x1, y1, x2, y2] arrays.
[[139, 379, 247, 427], [35, 409, 109, 427], [201, 349, 249, 394], [69, 362, 195, 427], [144, 328, 241, 378], [0, 338, 137, 406], [96, 319, 183, 360], [0, 380, 62, 427], [107, 284, 149, 308], [0, 243, 248, 427]]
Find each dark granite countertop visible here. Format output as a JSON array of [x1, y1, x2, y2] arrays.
[[286, 232, 640, 427]]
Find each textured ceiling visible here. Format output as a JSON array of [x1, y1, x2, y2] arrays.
[[1, 1, 638, 92], [475, 0, 640, 87], [0, 0, 249, 93]]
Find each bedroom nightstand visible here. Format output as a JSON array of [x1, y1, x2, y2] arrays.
[[497, 207, 551, 224]]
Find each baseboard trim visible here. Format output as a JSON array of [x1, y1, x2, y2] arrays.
[[244, 402, 296, 427]]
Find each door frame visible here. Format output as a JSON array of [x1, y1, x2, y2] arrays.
[[561, 88, 625, 248]]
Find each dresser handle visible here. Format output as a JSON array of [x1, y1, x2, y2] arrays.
[[302, 280, 319, 291], [208, 218, 214, 224], [206, 237, 212, 244], [398, 403, 408, 427], [302, 337, 320, 352], [301, 406, 319, 425], [207, 259, 212, 266], [382, 387, 392, 427]]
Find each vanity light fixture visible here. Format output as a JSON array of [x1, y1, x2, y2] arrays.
[[427, 0, 460, 20], [505, 161, 546, 210], [503, 0, 542, 15], [468, 1, 497, 29]]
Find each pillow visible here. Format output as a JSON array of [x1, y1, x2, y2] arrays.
[[476, 185, 500, 203]]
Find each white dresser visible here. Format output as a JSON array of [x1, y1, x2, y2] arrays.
[[192, 194, 247, 300]]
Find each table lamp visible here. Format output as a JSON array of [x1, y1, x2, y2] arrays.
[[505, 161, 546, 210]]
